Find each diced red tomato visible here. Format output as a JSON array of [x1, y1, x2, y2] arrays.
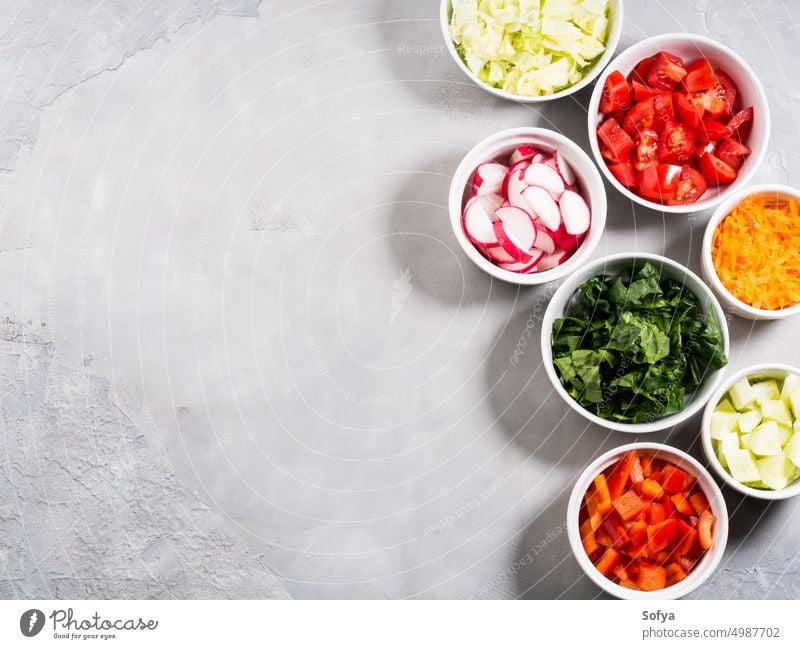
[[608, 162, 637, 187], [630, 55, 655, 85], [674, 91, 704, 129], [647, 51, 687, 90], [716, 137, 751, 170], [633, 128, 659, 171], [600, 70, 631, 113], [684, 58, 716, 92], [638, 164, 682, 202], [670, 166, 707, 205], [632, 79, 658, 101], [727, 106, 754, 142], [698, 151, 737, 185], [715, 68, 739, 117], [696, 119, 733, 143], [658, 122, 695, 164], [597, 118, 634, 162]]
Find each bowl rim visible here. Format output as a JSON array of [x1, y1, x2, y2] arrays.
[[701, 184, 800, 319], [700, 362, 800, 500], [587, 32, 771, 214], [438, 0, 624, 103], [567, 442, 729, 599], [448, 126, 608, 285], [540, 252, 731, 432]]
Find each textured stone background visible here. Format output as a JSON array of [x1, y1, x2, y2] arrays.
[[1, 0, 799, 599]]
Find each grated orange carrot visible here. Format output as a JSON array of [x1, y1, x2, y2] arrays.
[[711, 193, 800, 310]]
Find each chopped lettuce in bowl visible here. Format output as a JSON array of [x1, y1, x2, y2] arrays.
[[445, 0, 615, 99]]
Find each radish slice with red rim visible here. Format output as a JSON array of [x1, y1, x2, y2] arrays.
[[532, 223, 556, 254], [462, 194, 503, 245], [493, 220, 533, 263], [552, 150, 576, 186], [472, 162, 508, 195], [523, 163, 565, 199], [509, 144, 539, 166], [484, 244, 517, 264], [559, 189, 591, 235], [521, 185, 561, 231], [552, 221, 583, 253], [506, 170, 528, 210], [537, 248, 568, 271]]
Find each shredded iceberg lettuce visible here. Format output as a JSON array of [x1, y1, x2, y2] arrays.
[[449, 0, 610, 97]]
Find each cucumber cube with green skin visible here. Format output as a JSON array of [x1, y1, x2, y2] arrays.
[[715, 398, 736, 413], [727, 449, 761, 483], [786, 433, 800, 468], [756, 456, 796, 491], [738, 407, 762, 434], [752, 379, 781, 405], [710, 411, 739, 440], [780, 373, 800, 409], [761, 399, 793, 427], [748, 421, 784, 456], [729, 377, 755, 410]]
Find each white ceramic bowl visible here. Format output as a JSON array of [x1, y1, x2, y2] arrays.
[[440, 0, 623, 103], [701, 364, 800, 500], [702, 184, 800, 320], [449, 127, 607, 285], [588, 33, 770, 214], [567, 442, 729, 599], [541, 253, 730, 432]]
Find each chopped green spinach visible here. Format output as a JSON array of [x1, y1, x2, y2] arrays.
[[551, 262, 728, 423]]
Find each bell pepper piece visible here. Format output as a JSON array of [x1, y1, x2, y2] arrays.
[[639, 478, 665, 500], [580, 518, 599, 556], [689, 492, 709, 515], [612, 490, 648, 522], [636, 563, 667, 591], [630, 457, 644, 484], [607, 451, 638, 499], [665, 562, 688, 586], [628, 520, 648, 547], [647, 518, 677, 553], [698, 510, 715, 550], [670, 492, 694, 517], [662, 465, 687, 494], [602, 517, 630, 549], [593, 474, 611, 508], [595, 547, 621, 576], [646, 502, 666, 525]]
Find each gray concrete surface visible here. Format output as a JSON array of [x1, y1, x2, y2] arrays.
[[1, 0, 799, 599]]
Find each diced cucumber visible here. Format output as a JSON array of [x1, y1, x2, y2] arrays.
[[738, 407, 762, 434], [710, 411, 739, 440], [741, 433, 751, 449], [789, 390, 800, 422], [756, 456, 796, 491], [727, 448, 761, 483], [778, 424, 793, 447], [729, 377, 755, 410], [747, 421, 784, 456], [761, 399, 792, 427], [780, 373, 800, 408], [752, 379, 781, 405], [785, 432, 800, 468], [715, 398, 736, 413], [720, 432, 741, 466]]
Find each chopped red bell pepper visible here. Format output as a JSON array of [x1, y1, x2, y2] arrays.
[[647, 518, 677, 553], [595, 547, 621, 576], [662, 465, 687, 494], [639, 478, 665, 500], [636, 563, 667, 591], [670, 492, 694, 517], [607, 451, 638, 500], [613, 490, 648, 522], [698, 510, 715, 550], [689, 492, 709, 515]]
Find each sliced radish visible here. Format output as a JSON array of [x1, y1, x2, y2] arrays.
[[509, 144, 539, 166], [462, 195, 502, 245], [523, 163, 565, 199], [498, 254, 540, 273], [493, 221, 533, 263], [484, 244, 517, 264], [521, 185, 561, 232], [472, 162, 508, 195], [552, 150, 576, 185], [552, 221, 583, 253], [496, 205, 536, 252], [531, 152, 547, 164], [559, 189, 591, 235], [506, 170, 528, 210], [500, 199, 510, 207], [532, 223, 556, 254], [538, 248, 568, 271]]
